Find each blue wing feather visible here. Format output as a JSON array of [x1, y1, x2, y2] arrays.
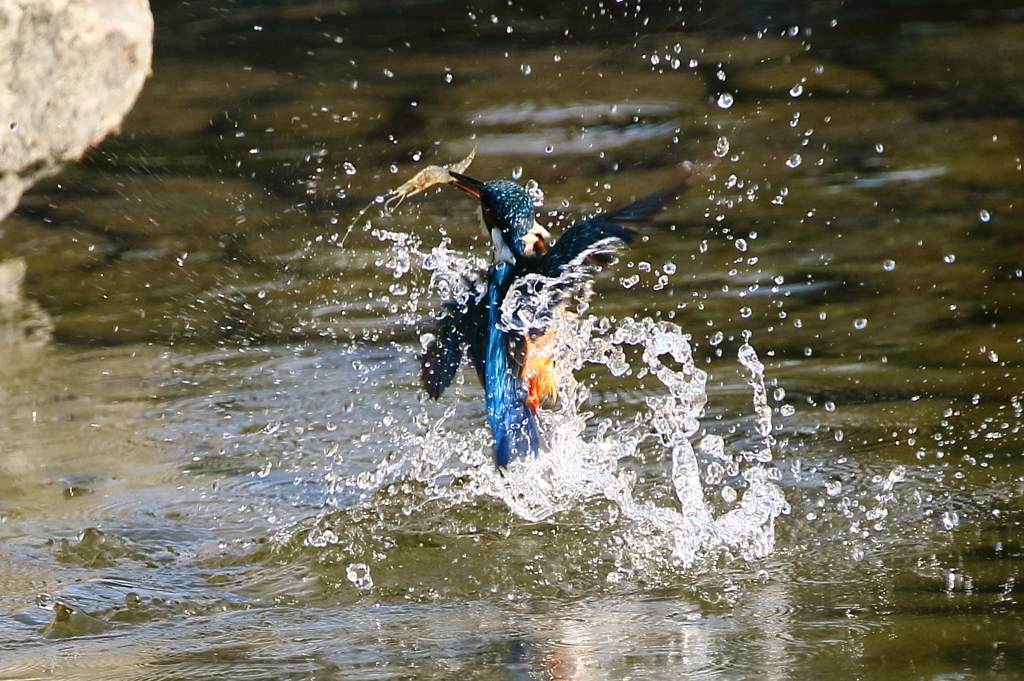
[[421, 296, 487, 398], [538, 184, 681, 277]]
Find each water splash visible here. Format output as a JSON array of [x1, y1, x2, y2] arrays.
[[310, 207, 787, 584], [319, 238, 782, 573]]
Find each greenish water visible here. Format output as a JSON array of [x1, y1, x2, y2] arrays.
[[3, 1, 1024, 678]]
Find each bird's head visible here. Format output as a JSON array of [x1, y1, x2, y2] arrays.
[[449, 172, 550, 263]]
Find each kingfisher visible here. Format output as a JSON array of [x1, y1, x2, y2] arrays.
[[421, 170, 689, 467]]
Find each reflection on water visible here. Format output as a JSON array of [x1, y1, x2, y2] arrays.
[[0, 258, 53, 346], [3, 0, 1024, 679]]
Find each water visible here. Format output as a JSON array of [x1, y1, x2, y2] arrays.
[[3, 1, 1024, 678]]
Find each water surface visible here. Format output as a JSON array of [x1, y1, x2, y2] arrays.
[[3, 1, 1024, 678]]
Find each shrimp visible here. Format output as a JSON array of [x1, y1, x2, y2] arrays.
[[339, 147, 477, 247], [384, 145, 476, 211]]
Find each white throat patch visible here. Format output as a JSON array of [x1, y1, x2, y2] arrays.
[[491, 227, 515, 264], [479, 208, 549, 263]]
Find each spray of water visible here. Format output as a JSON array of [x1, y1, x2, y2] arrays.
[[318, 229, 788, 575]]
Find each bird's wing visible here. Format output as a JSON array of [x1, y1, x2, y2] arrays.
[[537, 184, 682, 277], [421, 296, 486, 398]]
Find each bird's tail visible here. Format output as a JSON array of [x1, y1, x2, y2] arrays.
[[492, 400, 542, 467]]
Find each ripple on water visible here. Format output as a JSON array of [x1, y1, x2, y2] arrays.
[[502, 597, 742, 680], [473, 122, 679, 156]]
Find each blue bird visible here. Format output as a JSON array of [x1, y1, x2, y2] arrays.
[[421, 171, 690, 467]]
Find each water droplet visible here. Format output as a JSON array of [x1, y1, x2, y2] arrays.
[[735, 238, 748, 252], [882, 259, 896, 271], [650, 54, 661, 66], [988, 350, 1000, 363], [544, 144, 554, 154], [688, 58, 699, 68], [833, 429, 844, 442], [714, 136, 730, 158], [709, 330, 724, 346], [803, 346, 813, 357], [825, 479, 842, 496], [853, 318, 868, 330], [663, 262, 677, 275], [511, 166, 523, 180], [444, 72, 453, 83], [383, 68, 394, 78], [824, 400, 836, 412], [520, 64, 532, 75], [789, 83, 804, 97], [739, 306, 752, 319], [940, 510, 959, 530], [716, 93, 734, 109], [343, 162, 357, 175], [346, 563, 374, 589], [773, 387, 786, 401], [875, 143, 884, 153], [780, 404, 796, 417], [721, 486, 738, 503], [979, 209, 991, 222], [619, 274, 640, 289], [785, 153, 802, 168], [943, 254, 956, 264], [525, 179, 545, 206]]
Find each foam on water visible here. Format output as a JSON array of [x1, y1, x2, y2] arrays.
[[320, 230, 788, 574]]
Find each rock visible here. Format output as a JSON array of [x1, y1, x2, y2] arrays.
[[0, 0, 154, 223]]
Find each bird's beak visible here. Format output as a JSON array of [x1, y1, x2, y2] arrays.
[[448, 171, 485, 199]]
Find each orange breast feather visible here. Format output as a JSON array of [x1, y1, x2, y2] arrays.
[[523, 330, 558, 413]]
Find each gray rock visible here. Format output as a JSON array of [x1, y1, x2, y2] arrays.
[[0, 0, 153, 222]]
